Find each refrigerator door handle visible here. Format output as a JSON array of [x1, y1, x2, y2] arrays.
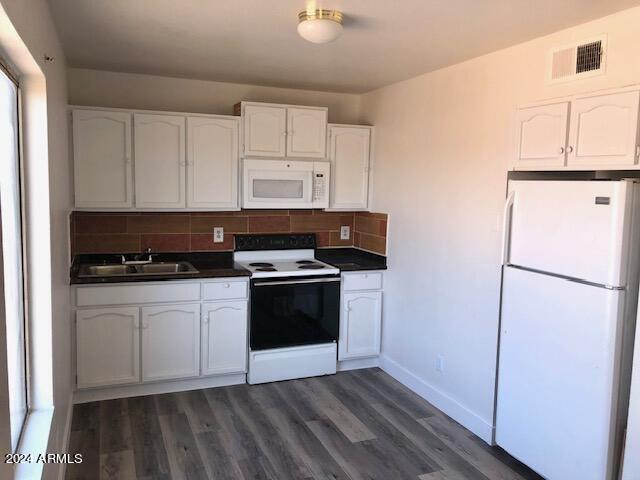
[[501, 191, 516, 265]]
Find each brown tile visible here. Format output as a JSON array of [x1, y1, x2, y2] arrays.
[[316, 232, 331, 248], [380, 220, 388, 237], [329, 231, 353, 247], [355, 212, 388, 220], [290, 215, 342, 232], [140, 234, 189, 252], [237, 209, 290, 216], [340, 215, 355, 229], [248, 216, 291, 233], [190, 234, 234, 251], [127, 215, 190, 234], [355, 216, 386, 236], [74, 234, 140, 254], [289, 209, 314, 216], [191, 216, 248, 234], [355, 232, 386, 255], [190, 211, 241, 216], [75, 215, 127, 234]]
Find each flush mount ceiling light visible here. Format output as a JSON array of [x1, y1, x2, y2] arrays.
[[297, 9, 343, 44]]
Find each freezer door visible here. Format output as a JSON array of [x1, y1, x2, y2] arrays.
[[496, 266, 624, 480], [507, 180, 632, 287]]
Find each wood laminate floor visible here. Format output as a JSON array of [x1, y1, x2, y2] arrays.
[[66, 368, 543, 480]]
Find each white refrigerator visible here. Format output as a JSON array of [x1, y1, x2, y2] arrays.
[[496, 180, 640, 480]]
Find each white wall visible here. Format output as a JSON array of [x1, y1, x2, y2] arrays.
[[67, 67, 361, 124], [361, 6, 640, 441], [0, 1, 72, 478]]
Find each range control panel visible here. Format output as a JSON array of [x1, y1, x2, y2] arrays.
[[234, 233, 317, 251]]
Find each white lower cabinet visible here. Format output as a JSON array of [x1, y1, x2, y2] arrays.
[[339, 272, 383, 361], [141, 303, 201, 382], [201, 301, 248, 375], [76, 307, 140, 388], [74, 278, 249, 392]]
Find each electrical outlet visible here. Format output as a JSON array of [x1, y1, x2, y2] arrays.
[[340, 225, 351, 240], [436, 354, 444, 373], [213, 227, 224, 243]]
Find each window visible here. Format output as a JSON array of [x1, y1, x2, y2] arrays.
[[0, 65, 28, 451]]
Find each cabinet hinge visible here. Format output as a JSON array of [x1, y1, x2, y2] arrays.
[[75, 374, 78, 385], [636, 145, 640, 158]]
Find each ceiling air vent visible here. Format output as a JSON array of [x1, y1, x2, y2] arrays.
[[548, 35, 606, 83]]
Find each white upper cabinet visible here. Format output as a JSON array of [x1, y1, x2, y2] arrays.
[[201, 301, 248, 376], [73, 109, 133, 208], [141, 303, 201, 382], [513, 87, 640, 171], [243, 104, 287, 157], [328, 125, 371, 210], [287, 107, 327, 158], [134, 113, 186, 208], [187, 116, 239, 209], [76, 307, 140, 388], [567, 90, 640, 169], [514, 102, 569, 169], [241, 102, 328, 158]]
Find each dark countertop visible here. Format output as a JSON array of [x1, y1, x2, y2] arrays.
[[70, 252, 250, 285], [315, 247, 387, 272]]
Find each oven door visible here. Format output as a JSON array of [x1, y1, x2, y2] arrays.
[[243, 159, 314, 209], [250, 276, 340, 351]]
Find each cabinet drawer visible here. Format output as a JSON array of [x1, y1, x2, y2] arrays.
[[203, 280, 248, 301], [342, 272, 382, 291], [76, 282, 201, 307]]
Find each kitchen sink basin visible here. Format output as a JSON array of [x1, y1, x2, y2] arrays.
[[80, 265, 137, 276], [77, 261, 199, 277], [137, 262, 197, 274]]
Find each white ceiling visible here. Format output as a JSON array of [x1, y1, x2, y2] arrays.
[[47, 0, 640, 93]]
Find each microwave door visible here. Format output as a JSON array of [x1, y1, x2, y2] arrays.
[[243, 160, 314, 209]]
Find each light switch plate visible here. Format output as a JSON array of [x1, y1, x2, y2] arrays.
[[340, 225, 350, 240], [213, 227, 224, 243]]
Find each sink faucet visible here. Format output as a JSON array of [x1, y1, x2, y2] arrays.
[[121, 248, 155, 265], [135, 247, 153, 262]]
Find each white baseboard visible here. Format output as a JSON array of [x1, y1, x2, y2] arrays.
[[379, 354, 495, 443], [73, 373, 246, 403], [337, 356, 380, 371]]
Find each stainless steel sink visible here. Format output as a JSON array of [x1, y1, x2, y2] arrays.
[[77, 261, 199, 278], [79, 265, 137, 276], [137, 262, 198, 274]]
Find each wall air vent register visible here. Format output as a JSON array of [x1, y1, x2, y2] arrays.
[[549, 35, 606, 84]]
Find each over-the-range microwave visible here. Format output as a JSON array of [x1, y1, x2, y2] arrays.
[[242, 159, 330, 209]]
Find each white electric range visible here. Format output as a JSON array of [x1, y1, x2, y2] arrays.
[[234, 233, 341, 384]]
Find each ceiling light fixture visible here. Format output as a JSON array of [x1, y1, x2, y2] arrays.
[[297, 9, 343, 44]]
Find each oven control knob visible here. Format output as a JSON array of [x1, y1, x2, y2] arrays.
[[237, 238, 245, 248], [290, 236, 298, 247], [246, 238, 254, 248]]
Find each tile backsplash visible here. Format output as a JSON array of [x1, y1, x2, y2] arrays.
[[70, 210, 388, 256]]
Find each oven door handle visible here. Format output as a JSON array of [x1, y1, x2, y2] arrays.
[[253, 277, 341, 287]]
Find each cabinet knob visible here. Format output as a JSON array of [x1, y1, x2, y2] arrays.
[[282, 131, 287, 136], [567, 146, 574, 153], [224, 283, 230, 288], [559, 146, 565, 154]]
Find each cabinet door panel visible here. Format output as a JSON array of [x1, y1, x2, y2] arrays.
[[329, 126, 371, 209], [76, 307, 140, 388], [187, 116, 239, 209], [514, 103, 568, 169], [73, 110, 132, 208], [134, 114, 186, 208], [141, 304, 200, 381], [201, 301, 248, 376], [243, 105, 286, 157], [287, 107, 327, 158], [339, 291, 382, 360], [568, 90, 640, 168]]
